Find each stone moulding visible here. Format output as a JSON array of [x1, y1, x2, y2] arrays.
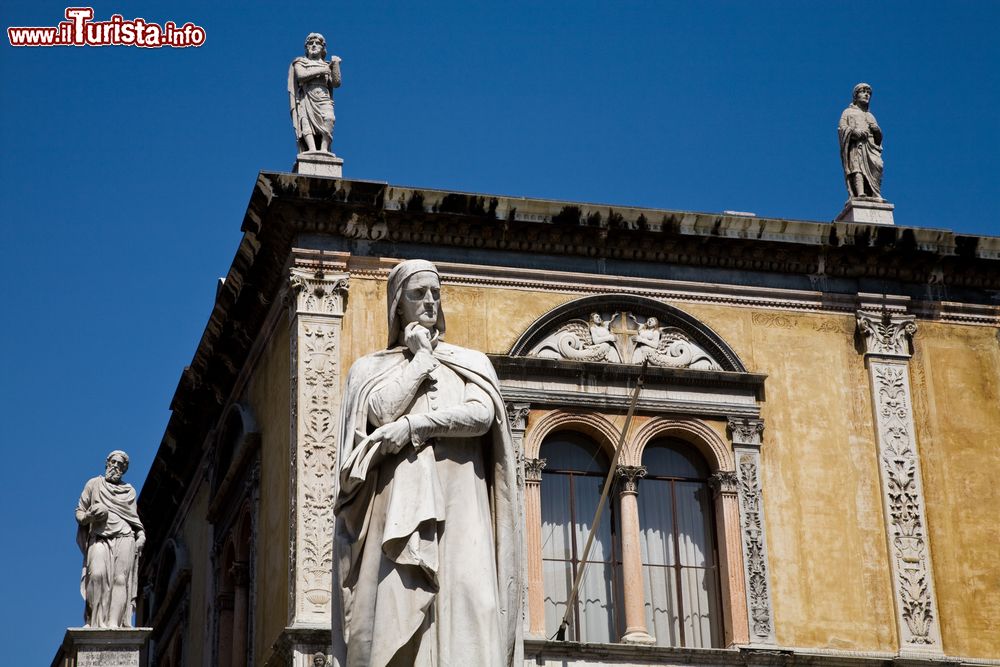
[[857, 309, 943, 653], [729, 417, 776, 646], [288, 268, 349, 627]]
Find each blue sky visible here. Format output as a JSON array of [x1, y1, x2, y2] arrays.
[[1, 2, 998, 663]]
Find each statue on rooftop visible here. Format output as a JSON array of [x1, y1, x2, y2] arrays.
[[75, 450, 145, 628], [333, 259, 523, 667], [288, 33, 342, 154], [838, 82, 884, 200]]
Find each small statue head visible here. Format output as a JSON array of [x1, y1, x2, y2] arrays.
[[105, 450, 129, 483], [386, 260, 446, 346], [591, 313, 604, 325], [304, 33, 327, 60], [852, 82, 872, 106], [312, 652, 327, 667], [645, 317, 659, 329]]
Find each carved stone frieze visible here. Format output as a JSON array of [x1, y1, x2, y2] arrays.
[[729, 418, 765, 448], [524, 458, 547, 484], [616, 465, 647, 494], [708, 470, 740, 496], [735, 449, 776, 645], [506, 403, 530, 432], [528, 311, 721, 370], [867, 359, 942, 650], [289, 270, 349, 626], [857, 310, 916, 358]]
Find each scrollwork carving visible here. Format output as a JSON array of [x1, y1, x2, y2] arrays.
[[291, 269, 349, 316], [870, 361, 939, 647], [737, 452, 774, 643], [729, 417, 764, 448], [708, 469, 739, 496]]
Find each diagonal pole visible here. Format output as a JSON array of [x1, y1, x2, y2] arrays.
[[556, 360, 647, 641]]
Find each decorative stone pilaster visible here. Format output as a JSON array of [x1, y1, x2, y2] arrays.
[[616, 465, 655, 645], [288, 268, 349, 630], [709, 469, 750, 646], [856, 310, 942, 655], [728, 418, 776, 646]]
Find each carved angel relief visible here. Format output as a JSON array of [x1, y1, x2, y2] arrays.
[[528, 312, 721, 370]]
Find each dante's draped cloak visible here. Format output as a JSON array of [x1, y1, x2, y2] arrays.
[[333, 342, 523, 667]]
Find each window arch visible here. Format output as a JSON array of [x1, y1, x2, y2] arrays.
[[639, 438, 722, 648], [540, 431, 621, 642]]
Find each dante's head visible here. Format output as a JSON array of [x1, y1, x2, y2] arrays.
[[105, 450, 129, 483], [304, 33, 327, 60], [852, 82, 872, 105], [386, 260, 446, 346]]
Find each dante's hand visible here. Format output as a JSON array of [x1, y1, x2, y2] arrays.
[[135, 534, 146, 554], [404, 322, 434, 355], [90, 504, 109, 522], [372, 419, 412, 455]]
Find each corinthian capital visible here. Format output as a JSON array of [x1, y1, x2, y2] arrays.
[[289, 268, 349, 316], [616, 465, 647, 494], [728, 417, 764, 448], [856, 310, 917, 358]]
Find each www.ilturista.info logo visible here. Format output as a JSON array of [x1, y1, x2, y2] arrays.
[[8, 7, 206, 48]]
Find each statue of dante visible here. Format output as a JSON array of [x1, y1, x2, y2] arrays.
[[288, 33, 342, 154], [76, 450, 145, 628], [838, 82, 884, 199], [333, 259, 523, 667]]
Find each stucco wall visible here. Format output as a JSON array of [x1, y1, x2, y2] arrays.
[[248, 321, 291, 662], [911, 323, 1000, 659], [179, 483, 212, 666]]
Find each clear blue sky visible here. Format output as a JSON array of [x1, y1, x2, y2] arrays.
[[1, 2, 998, 663]]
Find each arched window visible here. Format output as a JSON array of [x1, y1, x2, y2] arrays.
[[540, 432, 620, 642], [639, 439, 722, 648]]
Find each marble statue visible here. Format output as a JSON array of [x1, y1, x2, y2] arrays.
[[75, 450, 145, 628], [288, 33, 342, 154], [333, 259, 523, 667], [838, 82, 884, 199]]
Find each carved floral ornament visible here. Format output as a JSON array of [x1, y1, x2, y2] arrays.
[[856, 310, 917, 358], [526, 310, 722, 370]]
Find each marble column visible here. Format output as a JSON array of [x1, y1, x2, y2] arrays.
[[230, 561, 249, 667], [287, 266, 350, 636], [616, 465, 655, 645], [856, 309, 943, 655], [523, 456, 547, 638], [709, 470, 750, 646], [728, 418, 776, 646]]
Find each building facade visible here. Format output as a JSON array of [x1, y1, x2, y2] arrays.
[[135, 173, 1000, 666]]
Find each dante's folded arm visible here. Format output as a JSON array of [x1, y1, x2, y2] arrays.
[[403, 381, 494, 446], [367, 352, 439, 426]]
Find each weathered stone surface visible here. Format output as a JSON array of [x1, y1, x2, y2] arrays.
[[835, 198, 895, 225], [293, 151, 343, 177], [52, 628, 150, 667]]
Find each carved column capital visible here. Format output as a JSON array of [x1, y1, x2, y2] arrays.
[[856, 309, 917, 358], [505, 402, 530, 433], [708, 470, 740, 497], [616, 465, 647, 495], [524, 457, 547, 483], [728, 417, 765, 448], [289, 267, 350, 317]]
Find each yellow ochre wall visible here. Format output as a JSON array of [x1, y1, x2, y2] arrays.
[[335, 274, 999, 658], [911, 323, 1000, 659], [178, 484, 212, 666], [248, 322, 291, 662]]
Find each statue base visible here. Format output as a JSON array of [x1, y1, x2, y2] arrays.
[[51, 628, 151, 667], [835, 197, 895, 225], [293, 151, 343, 178]]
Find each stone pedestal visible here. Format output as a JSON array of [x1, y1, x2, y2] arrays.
[[51, 628, 151, 667], [835, 197, 895, 225], [293, 151, 343, 177]]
